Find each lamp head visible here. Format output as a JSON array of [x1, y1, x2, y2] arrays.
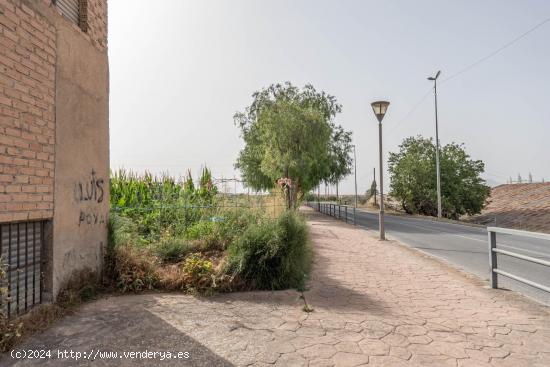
[[428, 70, 441, 81], [371, 101, 390, 123]]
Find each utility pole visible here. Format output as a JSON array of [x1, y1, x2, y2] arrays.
[[353, 145, 358, 209], [428, 71, 442, 219], [234, 176, 237, 212], [317, 185, 320, 202], [378, 122, 385, 239]]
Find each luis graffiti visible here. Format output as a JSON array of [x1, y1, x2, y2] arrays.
[[75, 170, 107, 227], [74, 169, 104, 203]]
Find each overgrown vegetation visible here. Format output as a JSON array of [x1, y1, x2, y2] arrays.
[[107, 168, 311, 294]]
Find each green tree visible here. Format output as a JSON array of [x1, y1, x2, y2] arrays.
[[235, 82, 353, 209], [388, 136, 490, 219], [326, 125, 353, 199], [366, 179, 377, 204]]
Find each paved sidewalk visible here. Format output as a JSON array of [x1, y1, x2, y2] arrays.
[[4, 208, 550, 366]]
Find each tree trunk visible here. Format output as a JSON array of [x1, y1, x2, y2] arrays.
[[291, 181, 300, 209]]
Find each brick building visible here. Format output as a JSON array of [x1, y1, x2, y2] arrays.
[[0, 0, 109, 316]]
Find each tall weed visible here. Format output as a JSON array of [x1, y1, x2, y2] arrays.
[[226, 211, 311, 290]]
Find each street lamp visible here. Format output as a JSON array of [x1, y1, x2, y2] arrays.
[[371, 100, 390, 240], [428, 71, 442, 219]]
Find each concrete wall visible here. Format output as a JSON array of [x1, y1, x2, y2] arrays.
[[0, 0, 109, 300], [50, 9, 109, 299]]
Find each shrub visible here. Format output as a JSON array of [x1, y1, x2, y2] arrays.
[[214, 207, 266, 243], [154, 237, 195, 263], [226, 211, 311, 290], [112, 245, 159, 292], [185, 220, 214, 240], [108, 214, 159, 292], [184, 220, 223, 251], [56, 268, 100, 308], [181, 253, 214, 293], [107, 214, 144, 250]]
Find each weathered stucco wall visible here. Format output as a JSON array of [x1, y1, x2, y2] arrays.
[[50, 14, 109, 298]]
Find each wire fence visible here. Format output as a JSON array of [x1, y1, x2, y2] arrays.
[[110, 193, 289, 242]]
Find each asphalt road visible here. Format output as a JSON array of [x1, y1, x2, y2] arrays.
[[313, 204, 550, 305]]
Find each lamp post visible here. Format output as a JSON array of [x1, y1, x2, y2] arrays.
[[428, 71, 442, 219], [371, 101, 390, 240]]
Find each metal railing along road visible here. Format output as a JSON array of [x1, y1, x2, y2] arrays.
[[306, 201, 357, 226], [488, 226, 550, 293]]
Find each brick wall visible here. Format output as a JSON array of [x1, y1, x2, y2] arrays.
[[86, 0, 107, 52], [0, 0, 56, 223], [0, 0, 107, 223]]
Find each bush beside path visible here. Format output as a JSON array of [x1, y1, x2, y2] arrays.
[[3, 207, 550, 366]]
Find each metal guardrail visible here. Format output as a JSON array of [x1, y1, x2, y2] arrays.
[[488, 226, 550, 293], [306, 201, 357, 226]]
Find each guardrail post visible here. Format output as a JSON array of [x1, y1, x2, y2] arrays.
[[338, 205, 341, 219], [488, 230, 498, 289], [345, 206, 347, 223], [353, 207, 356, 225]]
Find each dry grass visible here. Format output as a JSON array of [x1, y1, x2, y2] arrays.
[[1, 268, 102, 353]]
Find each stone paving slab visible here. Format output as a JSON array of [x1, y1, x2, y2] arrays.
[[3, 208, 550, 366]]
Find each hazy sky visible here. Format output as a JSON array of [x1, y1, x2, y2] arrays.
[[108, 0, 550, 194]]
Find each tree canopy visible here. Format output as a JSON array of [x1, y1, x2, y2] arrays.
[[234, 82, 353, 208], [388, 136, 490, 219]]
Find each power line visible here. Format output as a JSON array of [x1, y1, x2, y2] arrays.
[[386, 88, 432, 136], [442, 16, 550, 84], [386, 15, 550, 138]]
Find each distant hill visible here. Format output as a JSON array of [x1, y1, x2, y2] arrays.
[[465, 183, 550, 233]]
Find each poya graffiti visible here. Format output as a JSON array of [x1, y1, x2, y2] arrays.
[[78, 211, 107, 226]]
